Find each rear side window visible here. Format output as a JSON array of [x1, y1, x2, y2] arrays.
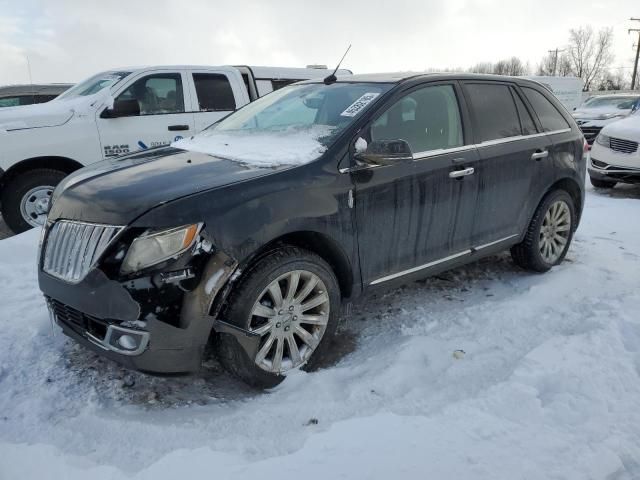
[[465, 83, 521, 142], [511, 89, 537, 135], [193, 73, 236, 112], [522, 87, 571, 132]]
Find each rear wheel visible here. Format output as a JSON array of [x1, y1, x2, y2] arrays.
[[1, 169, 67, 234], [589, 176, 616, 189], [511, 190, 575, 273], [216, 247, 340, 389]]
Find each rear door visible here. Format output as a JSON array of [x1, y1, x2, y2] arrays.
[[353, 82, 480, 286], [187, 68, 250, 133], [96, 70, 195, 157], [461, 81, 553, 247]]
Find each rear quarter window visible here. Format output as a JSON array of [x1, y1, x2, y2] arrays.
[[522, 87, 571, 132]]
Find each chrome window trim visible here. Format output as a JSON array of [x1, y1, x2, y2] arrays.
[[341, 129, 574, 173], [369, 234, 519, 285]]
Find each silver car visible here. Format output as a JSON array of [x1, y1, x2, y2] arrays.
[[572, 94, 640, 145], [0, 84, 72, 108]]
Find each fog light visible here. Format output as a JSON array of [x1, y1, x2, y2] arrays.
[[117, 334, 138, 350]]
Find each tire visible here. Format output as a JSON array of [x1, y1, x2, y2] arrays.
[[1, 169, 67, 234], [216, 247, 341, 389], [511, 190, 576, 273], [589, 176, 616, 189]]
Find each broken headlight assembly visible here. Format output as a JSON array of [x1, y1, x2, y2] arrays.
[[120, 223, 202, 274]]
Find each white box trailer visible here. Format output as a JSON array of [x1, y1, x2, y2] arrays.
[[0, 64, 351, 232], [525, 76, 584, 111]]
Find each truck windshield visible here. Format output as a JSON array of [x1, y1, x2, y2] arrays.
[[56, 71, 131, 100]]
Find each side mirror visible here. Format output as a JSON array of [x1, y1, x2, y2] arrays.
[[102, 99, 140, 118], [354, 138, 413, 167]]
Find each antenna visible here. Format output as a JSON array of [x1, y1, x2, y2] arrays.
[[323, 44, 351, 85]]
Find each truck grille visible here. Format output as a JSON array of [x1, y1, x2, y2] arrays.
[[609, 137, 639, 154], [42, 220, 123, 283]]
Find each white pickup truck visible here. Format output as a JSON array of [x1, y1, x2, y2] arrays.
[[0, 64, 351, 233]]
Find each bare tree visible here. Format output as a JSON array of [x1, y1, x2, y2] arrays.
[[566, 26, 614, 91], [493, 57, 527, 76], [468, 62, 494, 74]]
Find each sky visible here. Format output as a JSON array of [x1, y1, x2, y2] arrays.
[[1, 0, 638, 85]]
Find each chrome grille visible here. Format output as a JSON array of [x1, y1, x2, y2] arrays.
[[42, 220, 123, 283], [609, 137, 639, 154]]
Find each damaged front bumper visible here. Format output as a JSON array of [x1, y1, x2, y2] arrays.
[[39, 246, 256, 374]]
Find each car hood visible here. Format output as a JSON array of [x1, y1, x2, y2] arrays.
[[572, 107, 631, 121], [0, 94, 103, 131], [600, 114, 640, 141], [48, 147, 290, 225]]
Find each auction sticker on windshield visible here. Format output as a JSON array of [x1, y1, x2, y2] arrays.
[[340, 92, 380, 117]]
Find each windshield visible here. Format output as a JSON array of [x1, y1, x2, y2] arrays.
[[56, 71, 131, 99], [582, 96, 639, 110], [174, 82, 392, 167]]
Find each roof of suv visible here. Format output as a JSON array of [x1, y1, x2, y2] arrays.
[[326, 72, 550, 86]]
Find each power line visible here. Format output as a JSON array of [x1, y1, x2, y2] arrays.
[[630, 17, 640, 89], [548, 48, 566, 76]]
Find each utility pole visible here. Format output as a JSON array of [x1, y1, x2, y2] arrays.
[[548, 48, 565, 76], [631, 18, 640, 90]]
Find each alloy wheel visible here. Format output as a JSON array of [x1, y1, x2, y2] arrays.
[[249, 270, 330, 374], [539, 200, 571, 264]]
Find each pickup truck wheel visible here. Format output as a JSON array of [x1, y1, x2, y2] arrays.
[[510, 190, 575, 273], [589, 176, 617, 189], [1, 169, 67, 234], [216, 247, 340, 389]]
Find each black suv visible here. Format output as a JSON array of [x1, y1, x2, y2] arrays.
[[38, 73, 586, 387]]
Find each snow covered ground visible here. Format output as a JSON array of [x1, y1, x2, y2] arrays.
[[0, 185, 639, 479]]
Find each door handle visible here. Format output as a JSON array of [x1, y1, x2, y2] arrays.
[[449, 167, 475, 179], [531, 150, 549, 160], [168, 125, 190, 131]]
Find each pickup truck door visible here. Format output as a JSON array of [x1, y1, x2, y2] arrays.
[[185, 68, 251, 133], [96, 70, 195, 158]]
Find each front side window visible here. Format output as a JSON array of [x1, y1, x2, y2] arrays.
[[522, 87, 571, 132], [0, 96, 25, 107], [371, 84, 463, 153], [193, 73, 236, 112], [117, 73, 184, 115], [465, 83, 522, 142]]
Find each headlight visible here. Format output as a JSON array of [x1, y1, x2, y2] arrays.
[[595, 133, 610, 148], [121, 224, 201, 274]]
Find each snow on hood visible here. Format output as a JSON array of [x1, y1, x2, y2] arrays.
[[600, 112, 640, 140], [0, 92, 108, 131], [172, 126, 334, 168]]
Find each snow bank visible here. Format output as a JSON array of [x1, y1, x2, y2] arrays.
[[1, 187, 640, 479], [172, 126, 333, 167]]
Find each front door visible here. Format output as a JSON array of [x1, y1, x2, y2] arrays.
[[96, 71, 195, 158], [352, 83, 479, 286]]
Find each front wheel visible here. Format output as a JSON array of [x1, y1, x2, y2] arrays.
[[511, 190, 576, 273], [1, 169, 67, 234], [216, 247, 340, 389]]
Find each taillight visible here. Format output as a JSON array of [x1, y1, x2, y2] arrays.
[[583, 138, 590, 154]]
